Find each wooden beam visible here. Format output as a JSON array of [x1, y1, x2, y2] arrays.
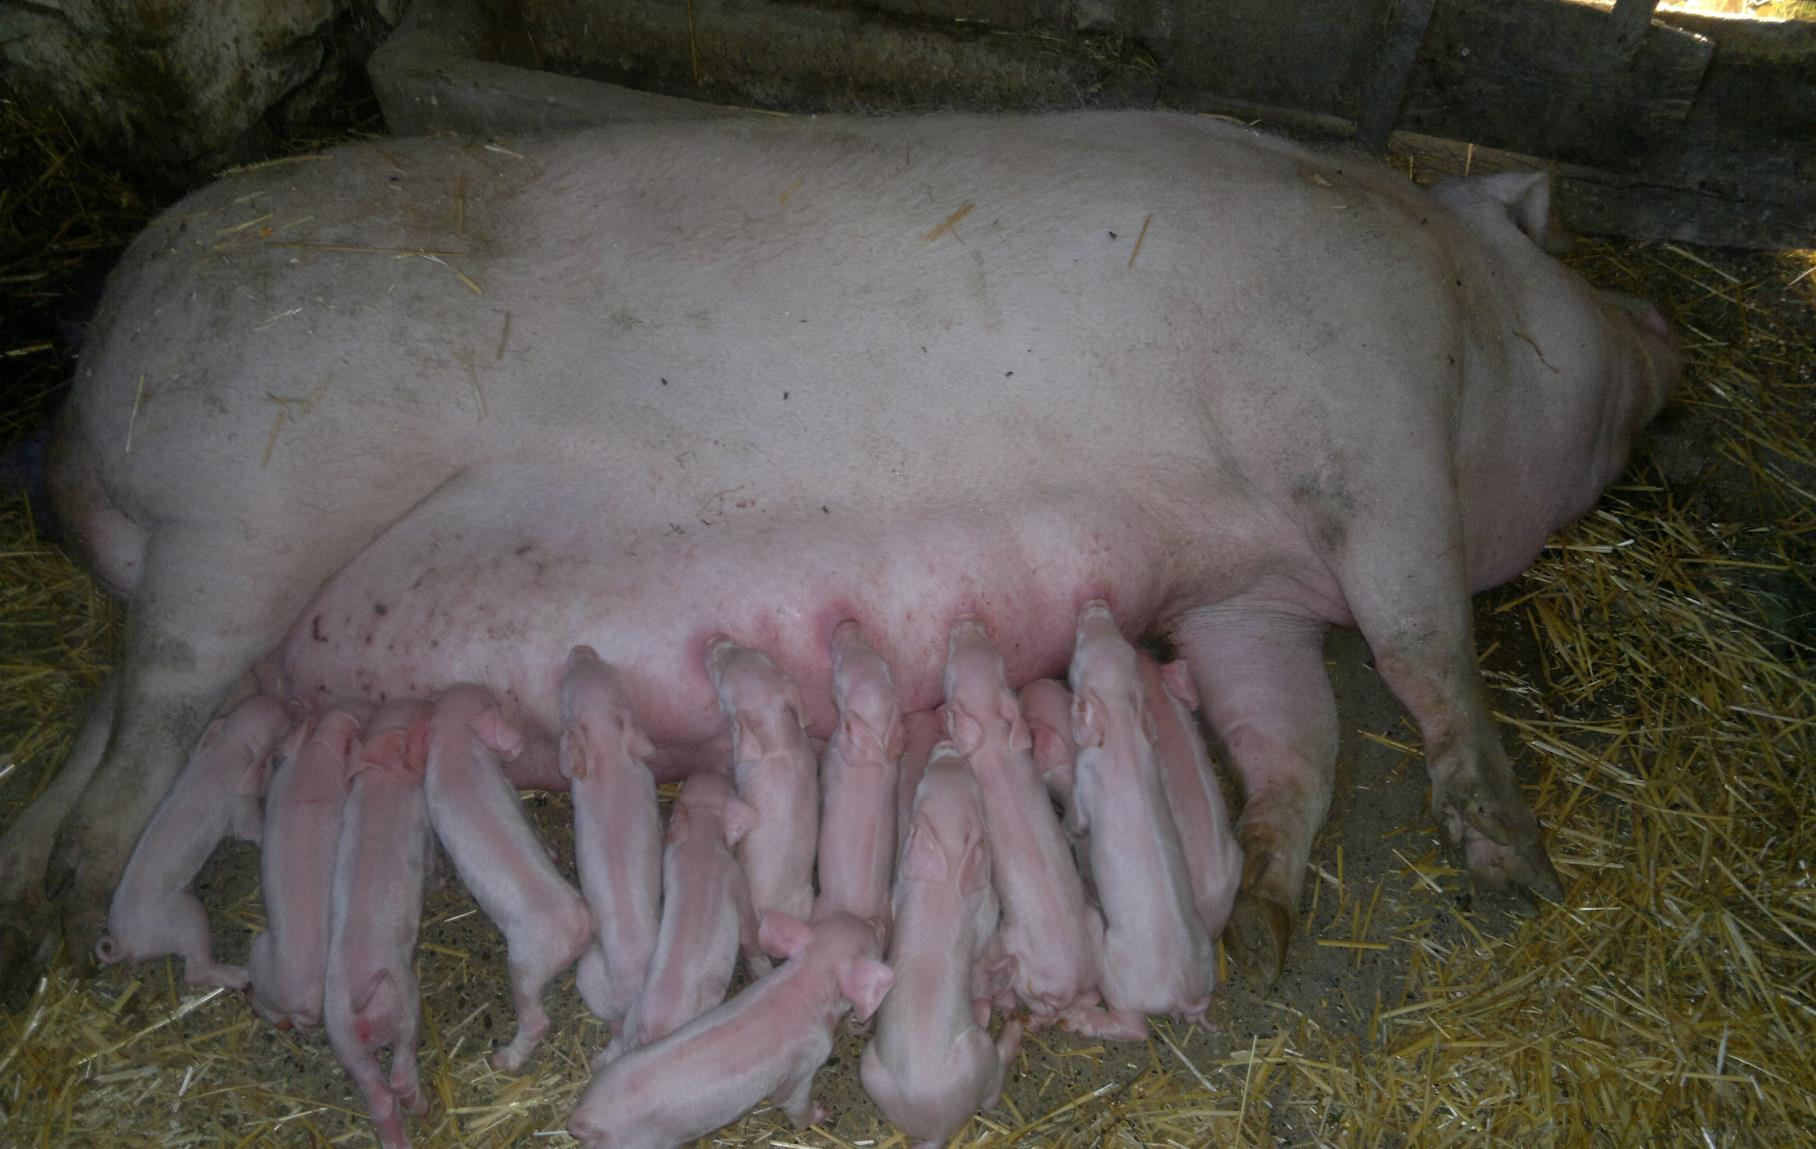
[[1355, 0, 1439, 152], [1609, 0, 1662, 56]]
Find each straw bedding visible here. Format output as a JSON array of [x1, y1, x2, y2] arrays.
[[0, 98, 1811, 1148]]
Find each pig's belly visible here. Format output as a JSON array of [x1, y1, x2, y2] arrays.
[[283, 473, 1209, 777]]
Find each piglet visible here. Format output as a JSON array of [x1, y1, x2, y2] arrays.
[[567, 910, 894, 1149], [562, 646, 663, 1032], [943, 618, 1125, 1036], [861, 744, 1021, 1148], [895, 708, 945, 846], [324, 699, 434, 1149], [1018, 677, 1078, 801], [424, 685, 593, 1071], [1141, 653, 1243, 945], [1068, 602, 1213, 1034], [249, 701, 370, 1027], [814, 620, 904, 935], [707, 638, 818, 967], [613, 772, 758, 1056], [95, 693, 292, 989]]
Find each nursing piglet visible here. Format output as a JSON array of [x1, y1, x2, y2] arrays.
[[324, 700, 433, 1149], [95, 693, 291, 989], [424, 685, 592, 1070], [943, 619, 1125, 1035], [815, 621, 904, 934], [249, 702, 368, 1027], [1141, 653, 1242, 945], [895, 708, 945, 845], [561, 646, 662, 1031], [567, 911, 894, 1149], [1068, 603, 1213, 1033], [861, 745, 1021, 1148], [1018, 677, 1078, 802], [708, 638, 818, 965], [613, 771, 757, 1055]]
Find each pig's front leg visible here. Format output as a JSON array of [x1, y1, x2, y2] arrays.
[[1169, 602, 1336, 986], [1328, 506, 1564, 901]]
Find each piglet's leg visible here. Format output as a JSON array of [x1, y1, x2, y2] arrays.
[[1327, 504, 1564, 904], [1171, 602, 1335, 988], [773, 1069, 826, 1129]]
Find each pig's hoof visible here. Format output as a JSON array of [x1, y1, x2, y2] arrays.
[[0, 898, 60, 1007], [1224, 891, 1290, 989]]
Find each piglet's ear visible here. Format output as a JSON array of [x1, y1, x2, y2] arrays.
[[1159, 660, 1200, 709], [558, 730, 588, 782], [404, 712, 434, 777], [901, 822, 949, 883], [1072, 690, 1108, 749], [957, 833, 991, 897], [471, 707, 524, 761], [195, 717, 227, 753], [1005, 704, 1034, 756], [665, 802, 693, 846], [757, 911, 814, 961], [720, 797, 759, 847], [620, 716, 657, 764], [840, 958, 895, 1023], [947, 709, 985, 754]]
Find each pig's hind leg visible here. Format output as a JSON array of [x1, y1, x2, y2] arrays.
[[0, 676, 115, 1002], [30, 527, 353, 987], [1321, 464, 1565, 905], [1169, 603, 1336, 987]]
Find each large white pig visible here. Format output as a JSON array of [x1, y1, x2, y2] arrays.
[[8, 111, 1678, 999]]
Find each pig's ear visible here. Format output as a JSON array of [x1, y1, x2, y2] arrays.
[[1028, 722, 1065, 771], [901, 820, 949, 883], [757, 911, 814, 961], [1005, 705, 1034, 755], [720, 797, 759, 846], [195, 716, 227, 753], [1474, 170, 1570, 253], [947, 708, 985, 754], [957, 832, 991, 897], [840, 958, 895, 1023], [1072, 690, 1108, 749], [558, 730, 588, 782], [619, 715, 657, 763], [1159, 660, 1200, 710], [665, 802, 693, 845], [403, 712, 434, 777], [471, 707, 524, 761]]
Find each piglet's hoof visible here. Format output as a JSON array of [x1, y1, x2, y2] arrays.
[[1224, 891, 1291, 989]]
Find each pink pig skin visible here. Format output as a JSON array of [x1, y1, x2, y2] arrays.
[[861, 746, 1021, 1148], [249, 701, 370, 1028], [895, 709, 945, 846], [707, 638, 819, 964], [567, 910, 894, 1149], [1142, 654, 1243, 947], [1068, 603, 1213, 1033], [423, 685, 593, 1071], [561, 646, 663, 1031], [325, 699, 434, 1149], [942, 618, 1122, 1035], [612, 772, 759, 1056], [95, 693, 292, 989], [815, 621, 904, 934], [1018, 678, 1078, 801]]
